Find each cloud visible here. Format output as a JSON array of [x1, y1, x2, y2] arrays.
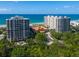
[[12, 1, 19, 3], [0, 8, 8, 11], [55, 8, 58, 10], [63, 5, 73, 8]]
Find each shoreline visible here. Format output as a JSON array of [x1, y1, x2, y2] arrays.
[[0, 20, 79, 28], [70, 20, 79, 23], [0, 25, 6, 28]]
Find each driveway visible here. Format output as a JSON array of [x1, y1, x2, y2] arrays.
[[45, 32, 54, 45]]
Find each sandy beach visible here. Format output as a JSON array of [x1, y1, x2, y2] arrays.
[[0, 25, 6, 28]]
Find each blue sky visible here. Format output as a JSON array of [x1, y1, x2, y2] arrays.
[[0, 1, 79, 14]]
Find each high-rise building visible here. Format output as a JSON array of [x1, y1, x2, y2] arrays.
[[6, 16, 30, 41], [44, 16, 70, 32]]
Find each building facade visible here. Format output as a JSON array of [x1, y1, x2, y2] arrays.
[[44, 16, 70, 32], [6, 16, 30, 41]]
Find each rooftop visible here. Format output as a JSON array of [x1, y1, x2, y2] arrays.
[[6, 16, 29, 20], [44, 15, 70, 19]]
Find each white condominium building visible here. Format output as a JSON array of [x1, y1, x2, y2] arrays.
[[44, 15, 70, 32]]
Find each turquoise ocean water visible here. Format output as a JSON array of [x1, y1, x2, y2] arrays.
[[0, 14, 79, 25]]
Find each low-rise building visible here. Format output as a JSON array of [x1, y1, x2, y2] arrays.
[[32, 25, 47, 32]]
